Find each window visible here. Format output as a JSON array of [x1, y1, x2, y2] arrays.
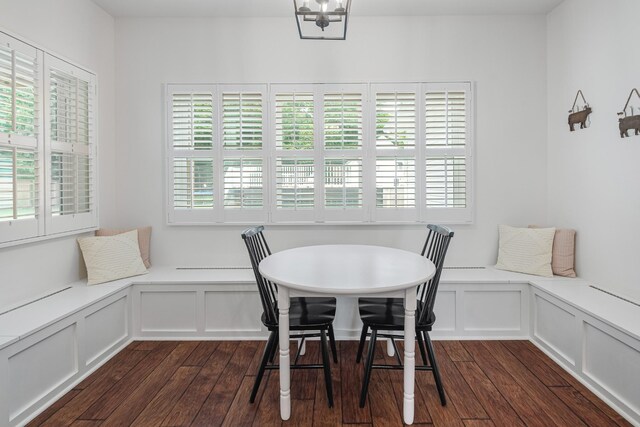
[[166, 82, 473, 225], [167, 84, 267, 224], [45, 55, 97, 234], [0, 30, 97, 246], [0, 33, 42, 243]]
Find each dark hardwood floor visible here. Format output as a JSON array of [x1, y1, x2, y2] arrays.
[[28, 340, 630, 427]]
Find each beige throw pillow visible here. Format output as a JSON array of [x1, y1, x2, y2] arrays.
[[96, 226, 151, 268], [496, 225, 556, 277], [529, 226, 577, 278], [78, 230, 148, 285]]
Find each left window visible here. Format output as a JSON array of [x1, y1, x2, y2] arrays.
[[0, 31, 97, 246], [167, 84, 267, 224]]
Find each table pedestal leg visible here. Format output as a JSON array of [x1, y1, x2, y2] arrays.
[[278, 287, 291, 420], [403, 287, 417, 425]]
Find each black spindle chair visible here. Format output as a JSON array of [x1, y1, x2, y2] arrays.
[[355, 224, 454, 408], [242, 226, 339, 407]]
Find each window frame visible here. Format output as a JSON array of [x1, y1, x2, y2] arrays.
[[166, 81, 474, 226], [44, 54, 98, 236], [0, 29, 99, 247]]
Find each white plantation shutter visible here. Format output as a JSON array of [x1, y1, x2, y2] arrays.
[[167, 84, 268, 224], [45, 54, 97, 235], [173, 158, 214, 209], [221, 85, 267, 223], [275, 157, 315, 209], [166, 82, 473, 225], [222, 92, 262, 150], [324, 158, 362, 209], [424, 82, 472, 223], [223, 158, 263, 208], [375, 91, 416, 149], [0, 33, 43, 244], [324, 92, 363, 149], [321, 85, 366, 222], [372, 84, 419, 222], [172, 92, 213, 150], [167, 84, 217, 224], [0, 148, 38, 217], [274, 91, 314, 150], [426, 156, 466, 207], [375, 158, 416, 208], [271, 85, 317, 222]]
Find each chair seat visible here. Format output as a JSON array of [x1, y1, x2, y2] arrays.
[[358, 297, 435, 330], [263, 297, 336, 330]]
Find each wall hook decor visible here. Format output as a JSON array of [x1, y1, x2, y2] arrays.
[[618, 88, 640, 138], [568, 90, 592, 131]]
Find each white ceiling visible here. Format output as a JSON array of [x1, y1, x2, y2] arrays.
[[91, 0, 565, 18]]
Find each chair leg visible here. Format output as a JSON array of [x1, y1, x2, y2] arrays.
[[250, 330, 277, 403], [355, 324, 368, 363], [328, 324, 339, 363], [268, 330, 279, 363], [359, 329, 377, 408], [416, 329, 429, 365], [424, 331, 446, 406], [320, 329, 334, 407]]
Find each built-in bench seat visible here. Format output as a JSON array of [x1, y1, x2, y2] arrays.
[[1, 266, 638, 426]]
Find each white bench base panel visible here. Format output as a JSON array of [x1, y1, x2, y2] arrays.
[[0, 267, 638, 427]]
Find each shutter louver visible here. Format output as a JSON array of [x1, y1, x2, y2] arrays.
[[48, 62, 95, 223], [376, 157, 416, 208], [222, 92, 262, 150], [173, 158, 214, 209], [0, 147, 38, 221], [172, 92, 213, 150], [50, 152, 75, 215], [165, 82, 472, 225], [324, 92, 362, 149], [14, 51, 38, 138], [0, 44, 38, 139], [375, 92, 416, 149], [0, 35, 42, 242], [423, 83, 472, 223], [324, 158, 363, 209], [425, 91, 466, 147], [0, 46, 12, 135], [275, 158, 314, 210], [426, 156, 466, 208], [223, 157, 263, 209], [275, 92, 314, 150]]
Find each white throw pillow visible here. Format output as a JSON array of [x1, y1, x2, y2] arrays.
[[496, 225, 556, 277], [78, 230, 148, 285]]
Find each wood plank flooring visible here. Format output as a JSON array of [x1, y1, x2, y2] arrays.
[[28, 340, 630, 427]]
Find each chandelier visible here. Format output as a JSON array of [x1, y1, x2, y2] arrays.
[[293, 0, 352, 40]]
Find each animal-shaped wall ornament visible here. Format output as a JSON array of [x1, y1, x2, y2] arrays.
[[568, 90, 592, 132], [618, 88, 640, 138]]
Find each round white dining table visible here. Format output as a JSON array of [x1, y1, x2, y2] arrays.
[[259, 244, 436, 425]]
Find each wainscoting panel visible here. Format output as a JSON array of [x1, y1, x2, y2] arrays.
[[85, 296, 128, 365], [583, 321, 640, 416], [533, 292, 578, 366], [432, 290, 456, 332], [139, 290, 198, 333], [204, 290, 263, 334], [463, 290, 522, 332], [8, 323, 78, 422]]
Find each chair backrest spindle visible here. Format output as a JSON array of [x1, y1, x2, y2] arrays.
[[417, 224, 454, 326], [242, 226, 279, 326]]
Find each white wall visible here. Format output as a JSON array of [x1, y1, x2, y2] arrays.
[[0, 0, 116, 308], [547, 0, 640, 299], [114, 15, 548, 268]]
